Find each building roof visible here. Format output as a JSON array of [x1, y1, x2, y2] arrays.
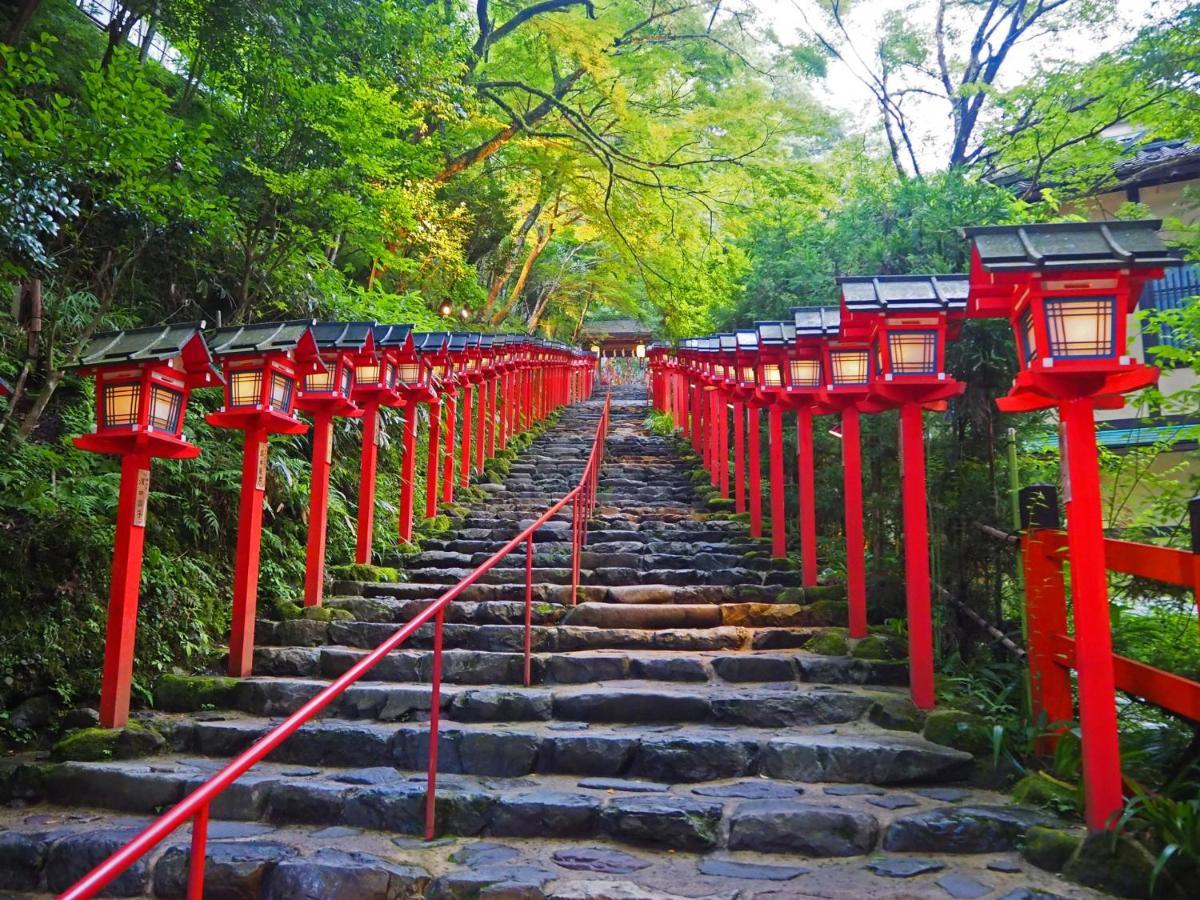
[[838, 276, 969, 312], [579, 318, 653, 340], [792, 306, 841, 336], [961, 220, 1179, 272], [207, 320, 318, 357]]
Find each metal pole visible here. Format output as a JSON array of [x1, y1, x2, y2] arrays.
[[424, 609, 445, 840]]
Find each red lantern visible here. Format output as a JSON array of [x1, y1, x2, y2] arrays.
[[964, 220, 1179, 832], [72, 323, 221, 727]]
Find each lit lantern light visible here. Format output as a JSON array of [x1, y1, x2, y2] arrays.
[[459, 308, 470, 321], [635, 342, 646, 359], [296, 322, 375, 609], [439, 301, 452, 317], [71, 323, 222, 727], [206, 321, 324, 679], [963, 220, 1180, 833], [839, 274, 970, 711]]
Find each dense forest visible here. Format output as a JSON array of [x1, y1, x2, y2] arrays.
[[2, 0, 1200, 873]]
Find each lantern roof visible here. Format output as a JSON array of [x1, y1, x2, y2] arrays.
[[792, 306, 841, 337], [718, 333, 737, 353], [755, 321, 796, 346], [735, 329, 758, 350], [310, 321, 376, 352], [414, 331, 449, 353], [837, 276, 969, 313], [463, 333, 481, 350], [961, 220, 1178, 272], [478, 334, 495, 351], [207, 319, 321, 360], [372, 324, 414, 349], [75, 322, 220, 386], [447, 333, 469, 353]]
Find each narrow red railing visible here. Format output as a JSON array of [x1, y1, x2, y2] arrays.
[[62, 392, 612, 900]]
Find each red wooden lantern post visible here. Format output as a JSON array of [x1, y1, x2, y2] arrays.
[[72, 323, 221, 727], [494, 335, 513, 450], [963, 220, 1179, 831], [841, 276, 970, 709], [297, 322, 372, 607], [733, 330, 764, 535], [818, 311, 874, 639], [350, 324, 411, 561], [754, 320, 797, 559], [714, 334, 740, 498], [206, 322, 324, 678], [389, 329, 436, 543], [459, 333, 480, 484], [442, 333, 470, 501], [415, 332, 451, 519], [475, 335, 496, 473], [785, 307, 842, 589]]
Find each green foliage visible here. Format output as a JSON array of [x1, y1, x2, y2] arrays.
[[1116, 786, 1200, 894]]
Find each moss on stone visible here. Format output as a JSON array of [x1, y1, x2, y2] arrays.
[[300, 605, 354, 622], [51, 722, 165, 762], [776, 587, 805, 603], [1012, 771, 1081, 815], [923, 709, 992, 756], [867, 695, 926, 732], [852, 634, 904, 661], [803, 583, 846, 603], [705, 496, 736, 511], [328, 563, 401, 583], [1062, 832, 1168, 898], [1019, 825, 1081, 873], [805, 628, 849, 656], [806, 599, 848, 627], [154, 674, 239, 712]]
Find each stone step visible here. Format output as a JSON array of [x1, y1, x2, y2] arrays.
[[180, 677, 909, 729], [6, 759, 1063, 881], [172, 715, 971, 784], [254, 621, 750, 654], [251, 645, 908, 687]]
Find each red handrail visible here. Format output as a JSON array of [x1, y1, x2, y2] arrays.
[[62, 391, 612, 900]]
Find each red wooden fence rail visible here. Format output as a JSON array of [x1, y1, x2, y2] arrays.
[[1021, 485, 1200, 830]]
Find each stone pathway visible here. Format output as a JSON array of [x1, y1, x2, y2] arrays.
[[0, 385, 1101, 898]]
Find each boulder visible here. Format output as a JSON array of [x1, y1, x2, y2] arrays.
[[727, 800, 879, 856]]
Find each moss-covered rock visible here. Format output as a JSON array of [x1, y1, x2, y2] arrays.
[[328, 563, 401, 583], [300, 605, 354, 622], [154, 674, 239, 712], [923, 709, 992, 756], [776, 587, 805, 604], [805, 628, 849, 656], [802, 583, 846, 603], [51, 723, 165, 762], [1062, 832, 1169, 899], [705, 496, 736, 512], [1011, 771, 1081, 816], [1021, 825, 1082, 873], [868, 695, 926, 732], [852, 634, 905, 661], [805, 599, 848, 627]]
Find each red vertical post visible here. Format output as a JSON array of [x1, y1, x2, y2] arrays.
[[1061, 396, 1124, 832], [748, 405, 763, 538], [498, 374, 509, 450], [425, 401, 441, 520], [398, 403, 418, 542], [303, 412, 334, 608], [796, 406, 818, 588], [355, 403, 380, 565], [842, 407, 868, 639], [679, 379, 689, 437], [732, 399, 746, 514], [228, 426, 268, 678], [718, 393, 730, 499], [485, 377, 496, 459], [1021, 495, 1072, 752], [424, 608, 444, 841], [460, 385, 473, 486], [709, 391, 720, 488], [768, 404, 787, 558], [475, 383, 486, 474], [441, 395, 457, 504], [900, 402, 935, 709], [98, 452, 152, 728]]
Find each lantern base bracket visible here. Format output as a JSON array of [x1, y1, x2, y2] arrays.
[[996, 364, 1157, 413], [73, 431, 200, 460]]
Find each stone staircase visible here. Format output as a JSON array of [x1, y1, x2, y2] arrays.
[[0, 386, 1094, 898]]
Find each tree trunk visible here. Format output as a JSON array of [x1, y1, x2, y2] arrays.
[[3, 0, 43, 48], [482, 200, 543, 320], [489, 225, 551, 326]]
